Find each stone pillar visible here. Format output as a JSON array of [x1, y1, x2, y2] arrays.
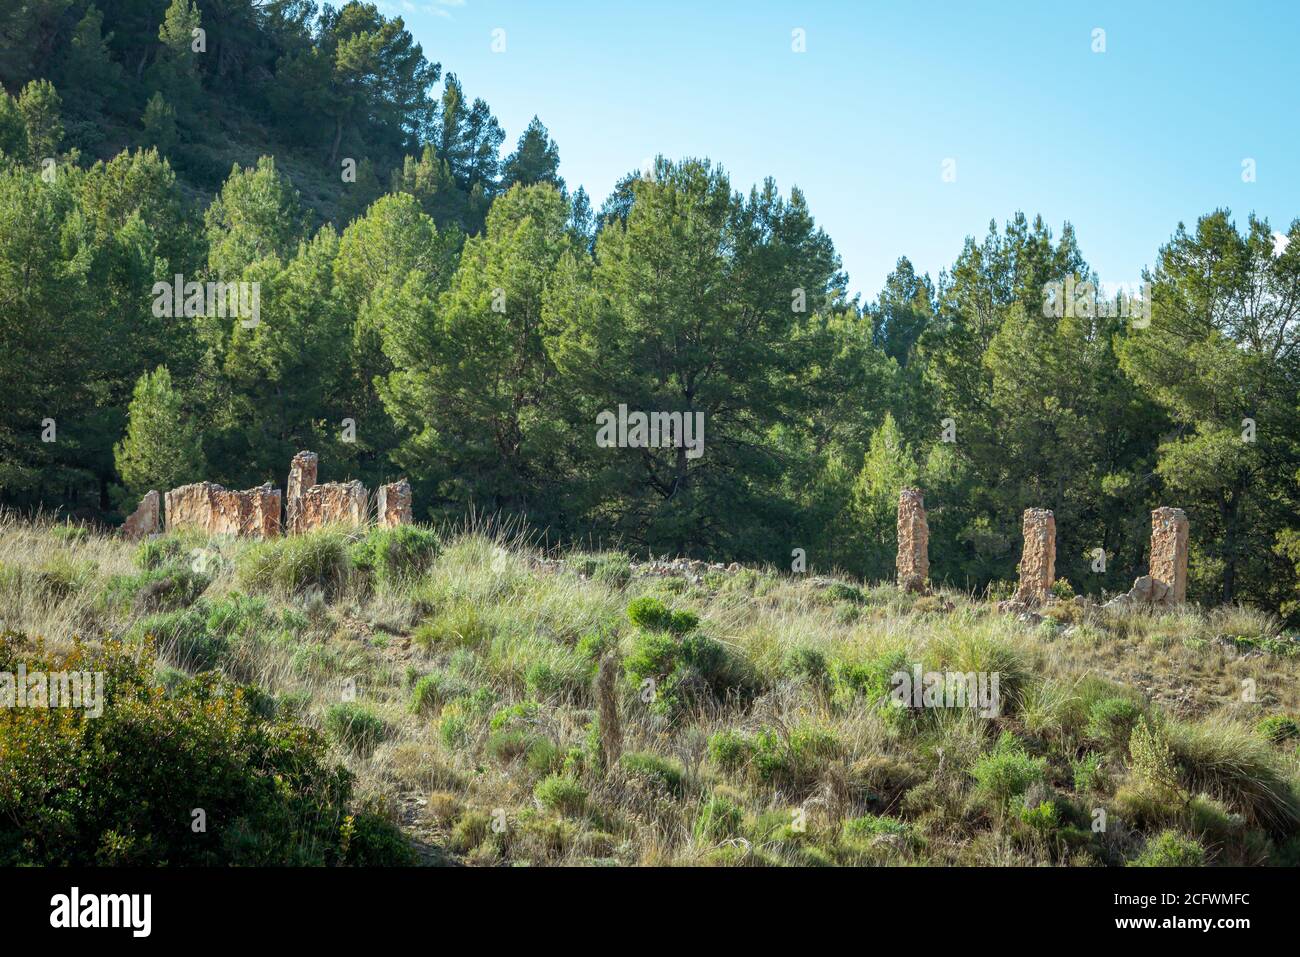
[[286, 451, 318, 534], [1150, 507, 1189, 604], [1016, 508, 1056, 605], [121, 490, 160, 540], [896, 488, 929, 592], [376, 479, 412, 527]]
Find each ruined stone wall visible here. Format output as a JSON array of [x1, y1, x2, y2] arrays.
[[896, 488, 929, 592], [121, 490, 160, 541], [376, 479, 412, 528], [1016, 508, 1056, 604], [164, 482, 281, 538], [298, 481, 367, 530], [286, 451, 319, 535], [1149, 507, 1189, 604]]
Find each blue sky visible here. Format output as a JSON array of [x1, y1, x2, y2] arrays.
[[381, 0, 1299, 300]]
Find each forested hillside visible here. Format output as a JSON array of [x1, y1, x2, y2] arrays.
[[1, 1, 1298, 618]]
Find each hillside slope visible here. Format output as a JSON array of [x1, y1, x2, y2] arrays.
[[2, 515, 1299, 866]]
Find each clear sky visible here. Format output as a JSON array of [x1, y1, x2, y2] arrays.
[[380, 0, 1300, 300]]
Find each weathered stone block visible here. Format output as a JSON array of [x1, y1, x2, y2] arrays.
[[1150, 507, 1189, 604], [376, 479, 412, 527], [896, 488, 929, 592], [121, 490, 160, 541], [299, 481, 367, 530], [1015, 508, 1056, 605], [286, 451, 319, 535], [164, 482, 281, 537]]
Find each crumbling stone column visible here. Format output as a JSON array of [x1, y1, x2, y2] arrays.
[[299, 481, 368, 530], [286, 451, 319, 535], [376, 479, 412, 527], [1015, 508, 1056, 605], [1149, 507, 1189, 604], [121, 490, 160, 540], [896, 488, 929, 592]]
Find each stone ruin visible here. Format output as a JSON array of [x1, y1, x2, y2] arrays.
[[120, 490, 160, 541], [1149, 507, 1189, 604], [297, 480, 368, 531], [376, 479, 413, 528], [896, 488, 929, 593], [163, 482, 282, 538], [121, 451, 411, 540], [1104, 508, 1189, 609], [1015, 508, 1056, 605], [285, 451, 318, 535]]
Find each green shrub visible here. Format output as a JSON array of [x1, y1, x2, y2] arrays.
[[237, 530, 351, 596], [620, 752, 686, 795], [100, 564, 213, 614], [693, 794, 744, 843], [576, 627, 616, 664], [129, 604, 228, 672], [439, 711, 470, 749], [1086, 696, 1145, 752], [489, 700, 539, 732], [783, 647, 829, 687], [205, 593, 275, 642], [349, 525, 441, 587], [707, 730, 751, 774], [0, 633, 402, 865], [828, 649, 908, 712], [624, 628, 751, 714], [627, 596, 698, 635], [1256, 714, 1300, 744], [533, 775, 587, 816], [1129, 719, 1181, 795], [135, 535, 186, 571], [707, 724, 838, 792], [413, 601, 492, 651], [1128, 830, 1205, 867], [825, 582, 864, 604], [1014, 796, 1060, 833], [568, 553, 632, 588], [842, 813, 912, 840], [1071, 752, 1108, 793], [323, 702, 389, 756], [409, 672, 465, 716], [970, 733, 1047, 807]]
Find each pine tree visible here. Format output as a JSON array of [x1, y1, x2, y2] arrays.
[[114, 366, 206, 499], [502, 116, 564, 192]]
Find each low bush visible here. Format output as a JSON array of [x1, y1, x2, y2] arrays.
[[1128, 830, 1205, 867], [533, 775, 587, 816], [620, 752, 686, 795], [970, 733, 1047, 808], [349, 525, 441, 588], [0, 633, 407, 865], [237, 530, 351, 597], [323, 702, 389, 756]]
